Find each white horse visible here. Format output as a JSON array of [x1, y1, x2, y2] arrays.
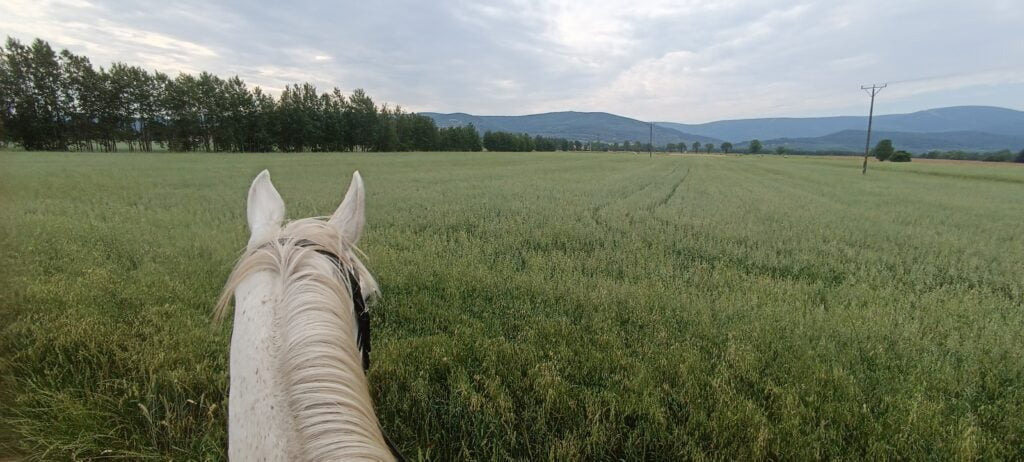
[[215, 170, 400, 461]]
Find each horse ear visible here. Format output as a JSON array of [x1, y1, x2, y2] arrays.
[[329, 171, 365, 244], [247, 170, 285, 245]]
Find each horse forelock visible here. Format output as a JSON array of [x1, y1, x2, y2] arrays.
[[215, 217, 378, 320]]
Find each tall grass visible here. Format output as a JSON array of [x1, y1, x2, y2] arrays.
[[1, 152, 1022, 460]]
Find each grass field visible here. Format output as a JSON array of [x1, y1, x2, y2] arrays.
[[1, 152, 1022, 460]]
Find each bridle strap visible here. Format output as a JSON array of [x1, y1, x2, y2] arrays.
[[343, 261, 372, 371]]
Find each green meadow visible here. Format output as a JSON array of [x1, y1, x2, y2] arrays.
[[1, 152, 1022, 460]]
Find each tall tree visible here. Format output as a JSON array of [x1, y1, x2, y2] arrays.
[[57, 49, 99, 150], [396, 113, 438, 151], [163, 73, 202, 151], [216, 76, 252, 152], [1, 38, 51, 150], [346, 88, 377, 151], [375, 104, 400, 152], [30, 39, 66, 150], [319, 88, 346, 151], [872, 139, 894, 161]]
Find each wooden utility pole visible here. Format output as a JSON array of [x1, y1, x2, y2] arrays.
[[860, 83, 886, 174], [649, 122, 654, 158]]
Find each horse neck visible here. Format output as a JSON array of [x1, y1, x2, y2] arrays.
[[228, 271, 297, 460], [229, 260, 392, 461]]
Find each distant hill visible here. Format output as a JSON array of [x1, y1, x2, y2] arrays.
[[421, 106, 1024, 153], [657, 106, 1024, 142], [746, 130, 1024, 154], [422, 111, 722, 145]]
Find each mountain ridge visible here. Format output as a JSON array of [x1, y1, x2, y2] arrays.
[[422, 106, 1024, 153], [422, 111, 722, 145], [751, 129, 1024, 154], [656, 106, 1024, 142]]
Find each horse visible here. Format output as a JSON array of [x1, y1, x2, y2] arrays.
[[215, 170, 401, 461]]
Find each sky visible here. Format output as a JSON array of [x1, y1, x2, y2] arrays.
[[2, 0, 1022, 123]]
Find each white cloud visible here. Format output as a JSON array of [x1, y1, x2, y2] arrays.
[[0, 0, 216, 75], [1, 0, 1021, 121]]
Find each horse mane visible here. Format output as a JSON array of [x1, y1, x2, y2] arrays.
[[214, 217, 391, 460]]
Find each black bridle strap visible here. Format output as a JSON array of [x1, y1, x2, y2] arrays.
[[342, 259, 372, 371]]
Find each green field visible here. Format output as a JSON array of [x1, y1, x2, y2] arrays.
[[1, 152, 1022, 460]]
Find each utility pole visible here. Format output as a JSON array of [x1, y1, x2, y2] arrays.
[[649, 122, 654, 158], [860, 83, 886, 174]]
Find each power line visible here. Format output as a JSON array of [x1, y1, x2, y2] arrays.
[[860, 83, 886, 175]]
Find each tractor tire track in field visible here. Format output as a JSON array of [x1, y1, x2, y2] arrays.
[[588, 161, 692, 233], [586, 162, 670, 231], [651, 165, 690, 211]]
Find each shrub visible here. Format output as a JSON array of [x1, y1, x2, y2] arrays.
[[890, 150, 911, 162]]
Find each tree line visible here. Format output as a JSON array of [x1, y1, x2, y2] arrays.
[[874, 139, 1024, 163], [0, 38, 792, 157], [478, 135, 748, 154], [481, 132, 598, 152], [920, 148, 1024, 163], [0, 37, 485, 152]]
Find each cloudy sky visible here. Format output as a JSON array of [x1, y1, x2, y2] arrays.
[[3, 0, 1022, 122]]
